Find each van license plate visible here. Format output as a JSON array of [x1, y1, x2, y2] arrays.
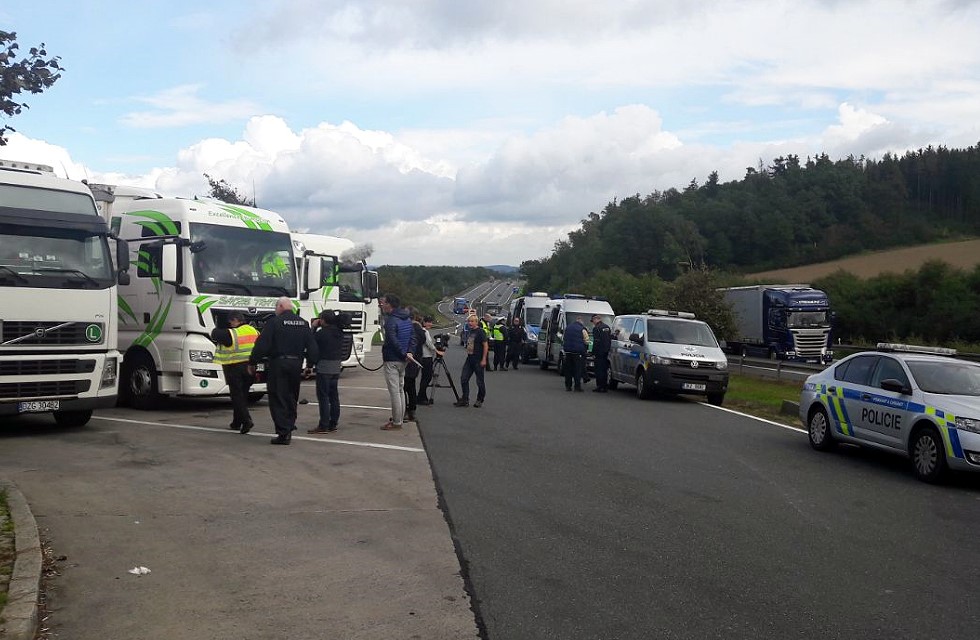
[[18, 400, 60, 413], [682, 383, 706, 391]]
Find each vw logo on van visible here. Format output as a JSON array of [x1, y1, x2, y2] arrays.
[[690, 360, 699, 368]]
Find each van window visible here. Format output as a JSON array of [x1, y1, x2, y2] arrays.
[[630, 318, 645, 341], [612, 317, 633, 340]]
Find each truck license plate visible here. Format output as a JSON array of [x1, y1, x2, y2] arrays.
[[18, 400, 60, 413], [682, 383, 706, 391]]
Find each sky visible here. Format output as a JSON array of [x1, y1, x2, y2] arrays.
[[3, 0, 980, 267]]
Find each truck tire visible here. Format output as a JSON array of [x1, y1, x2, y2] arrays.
[[53, 409, 93, 427], [125, 352, 161, 410], [635, 368, 654, 400]]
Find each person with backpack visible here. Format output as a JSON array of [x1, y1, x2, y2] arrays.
[[379, 293, 417, 430]]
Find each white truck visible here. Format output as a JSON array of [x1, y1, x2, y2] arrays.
[[291, 232, 380, 367], [97, 190, 322, 408], [0, 160, 130, 426]]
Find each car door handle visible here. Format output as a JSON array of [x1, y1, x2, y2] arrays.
[[861, 393, 871, 400]]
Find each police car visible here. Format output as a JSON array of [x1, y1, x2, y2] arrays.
[[800, 343, 980, 482]]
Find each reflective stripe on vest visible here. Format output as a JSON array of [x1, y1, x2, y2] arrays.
[[214, 324, 259, 365]]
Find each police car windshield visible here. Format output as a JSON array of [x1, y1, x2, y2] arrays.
[[189, 223, 295, 296], [646, 319, 719, 347], [906, 360, 980, 396]]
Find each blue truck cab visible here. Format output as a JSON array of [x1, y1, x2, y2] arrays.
[[721, 284, 833, 363]]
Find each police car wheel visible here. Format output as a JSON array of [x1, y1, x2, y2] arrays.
[[636, 369, 654, 400], [807, 407, 836, 451], [910, 428, 947, 483]]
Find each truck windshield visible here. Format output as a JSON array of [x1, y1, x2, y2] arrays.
[[786, 311, 828, 328], [647, 319, 720, 347], [189, 223, 295, 296], [906, 360, 980, 396], [525, 308, 544, 326], [337, 263, 365, 302], [0, 184, 99, 216], [0, 227, 114, 289]]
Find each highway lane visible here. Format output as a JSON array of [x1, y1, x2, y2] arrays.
[[420, 346, 980, 640]]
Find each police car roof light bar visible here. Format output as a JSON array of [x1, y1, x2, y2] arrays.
[[876, 342, 958, 356], [647, 309, 697, 319]]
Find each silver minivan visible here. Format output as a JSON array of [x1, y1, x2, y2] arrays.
[[609, 310, 729, 405]]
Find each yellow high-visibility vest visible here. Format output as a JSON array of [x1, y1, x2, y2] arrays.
[[214, 324, 259, 365]]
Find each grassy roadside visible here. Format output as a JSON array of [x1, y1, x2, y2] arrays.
[[722, 374, 805, 425], [1, 488, 12, 615]]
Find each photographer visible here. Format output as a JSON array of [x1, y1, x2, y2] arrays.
[[417, 315, 446, 406]]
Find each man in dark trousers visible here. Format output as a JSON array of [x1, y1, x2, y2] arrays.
[[211, 311, 259, 434], [455, 314, 487, 407], [591, 313, 612, 393], [563, 317, 590, 392], [504, 316, 525, 370], [249, 297, 318, 445]]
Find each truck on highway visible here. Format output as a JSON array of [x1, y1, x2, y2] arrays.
[[720, 284, 833, 363], [452, 297, 469, 315], [98, 191, 322, 408], [292, 232, 380, 366], [508, 292, 549, 362], [0, 160, 130, 426], [537, 295, 615, 373]]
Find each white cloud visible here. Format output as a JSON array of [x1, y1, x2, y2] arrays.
[[119, 84, 262, 128]]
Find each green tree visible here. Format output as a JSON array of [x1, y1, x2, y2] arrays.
[[204, 173, 255, 206], [0, 31, 63, 145]]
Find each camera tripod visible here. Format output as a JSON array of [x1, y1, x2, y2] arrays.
[[428, 353, 460, 403]]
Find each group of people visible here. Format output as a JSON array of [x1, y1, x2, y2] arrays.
[[559, 314, 613, 393]]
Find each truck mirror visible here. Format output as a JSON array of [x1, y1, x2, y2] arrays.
[[364, 271, 379, 301], [116, 238, 131, 272], [304, 256, 322, 293], [161, 243, 179, 283]]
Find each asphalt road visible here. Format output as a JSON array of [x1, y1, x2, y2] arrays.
[[422, 346, 980, 640]]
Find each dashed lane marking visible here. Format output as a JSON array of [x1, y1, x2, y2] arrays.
[[89, 416, 425, 452]]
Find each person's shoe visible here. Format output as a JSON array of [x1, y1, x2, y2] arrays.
[[326, 425, 338, 433], [575, 387, 584, 392], [473, 400, 483, 408], [240, 422, 254, 434], [270, 437, 290, 445], [228, 423, 239, 430], [381, 421, 402, 431], [307, 427, 330, 434], [404, 413, 416, 422], [566, 387, 572, 392], [453, 400, 469, 407]]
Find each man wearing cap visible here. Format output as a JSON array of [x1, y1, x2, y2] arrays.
[[211, 311, 259, 434]]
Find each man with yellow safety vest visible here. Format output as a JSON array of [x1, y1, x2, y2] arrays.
[[490, 317, 507, 371], [211, 311, 259, 434]]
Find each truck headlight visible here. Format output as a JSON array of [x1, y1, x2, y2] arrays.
[[100, 357, 118, 389], [189, 350, 214, 363], [954, 416, 980, 434]]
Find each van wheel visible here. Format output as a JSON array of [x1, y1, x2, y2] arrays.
[[53, 409, 93, 427], [910, 427, 947, 483], [706, 393, 725, 406], [635, 369, 654, 400], [125, 352, 160, 410]]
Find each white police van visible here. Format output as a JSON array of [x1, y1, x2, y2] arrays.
[[609, 310, 729, 405], [800, 343, 980, 483]]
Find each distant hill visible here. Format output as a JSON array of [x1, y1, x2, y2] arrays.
[[746, 238, 980, 281], [485, 265, 519, 274]]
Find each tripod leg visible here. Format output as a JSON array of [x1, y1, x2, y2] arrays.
[[437, 357, 460, 402]]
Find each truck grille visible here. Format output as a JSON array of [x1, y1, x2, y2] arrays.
[[0, 379, 91, 400], [0, 359, 96, 376], [1, 321, 103, 346], [792, 330, 830, 358], [346, 311, 365, 332]]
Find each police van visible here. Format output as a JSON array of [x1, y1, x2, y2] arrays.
[[800, 343, 980, 482], [537, 295, 615, 373], [609, 310, 729, 405], [508, 291, 549, 362]]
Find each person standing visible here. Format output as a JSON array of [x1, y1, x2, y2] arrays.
[[481, 313, 495, 372], [308, 310, 353, 434], [211, 311, 258, 434], [562, 317, 590, 392], [403, 309, 426, 422], [504, 316, 525, 370], [249, 297, 318, 445], [379, 294, 417, 431], [455, 314, 488, 408], [491, 318, 507, 371], [591, 314, 612, 393], [417, 315, 444, 405]]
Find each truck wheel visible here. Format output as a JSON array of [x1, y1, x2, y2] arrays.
[[807, 407, 836, 451], [706, 393, 725, 406], [247, 392, 265, 404], [740, 346, 748, 358], [768, 348, 777, 360], [125, 352, 160, 410], [53, 409, 93, 427], [910, 427, 947, 483], [635, 369, 654, 400]]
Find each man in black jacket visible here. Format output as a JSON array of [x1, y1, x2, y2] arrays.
[[249, 297, 318, 444], [591, 314, 612, 393]]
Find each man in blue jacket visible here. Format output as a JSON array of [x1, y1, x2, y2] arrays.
[[379, 293, 417, 430]]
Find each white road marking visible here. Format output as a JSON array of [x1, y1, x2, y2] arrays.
[[305, 402, 390, 411], [698, 402, 807, 434], [90, 416, 425, 452]]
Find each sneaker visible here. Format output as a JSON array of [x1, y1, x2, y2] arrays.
[[381, 422, 402, 431], [453, 400, 469, 407], [473, 400, 483, 408], [270, 437, 290, 445]]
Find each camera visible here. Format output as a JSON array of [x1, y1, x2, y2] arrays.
[[434, 333, 450, 350]]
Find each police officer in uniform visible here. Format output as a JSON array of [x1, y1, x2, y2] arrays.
[[211, 311, 259, 433], [249, 297, 318, 445], [590, 313, 612, 393]]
